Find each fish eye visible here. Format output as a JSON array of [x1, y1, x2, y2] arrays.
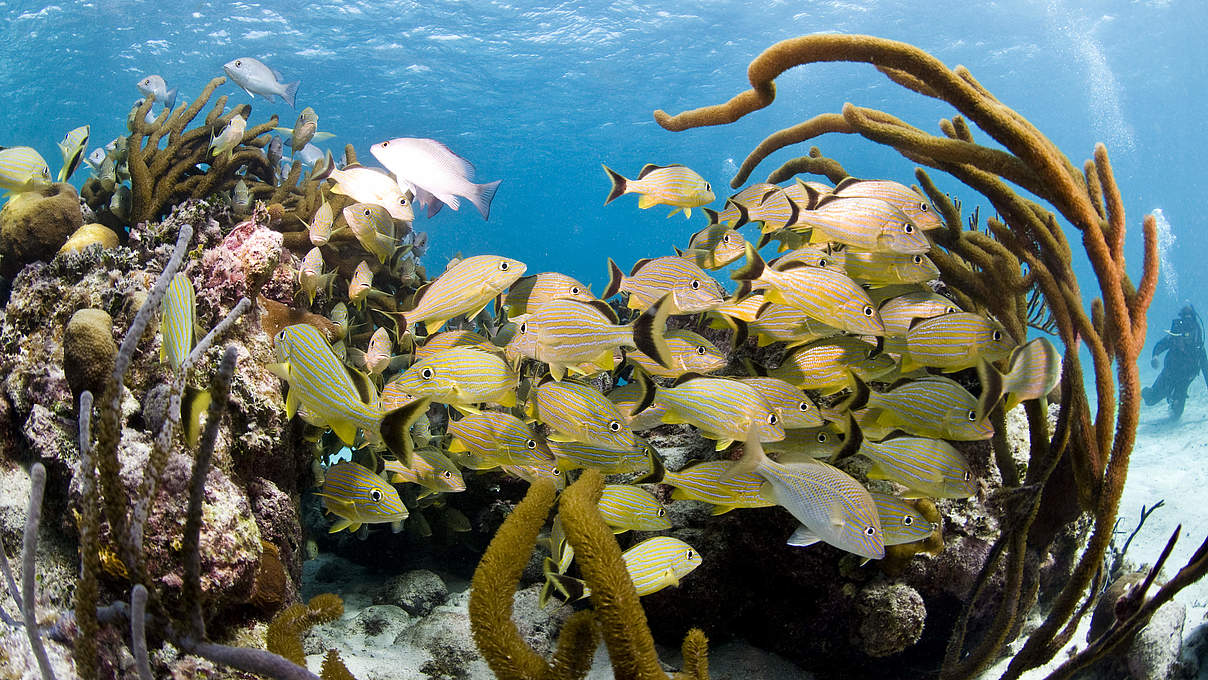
[[967, 409, 977, 421], [798, 401, 810, 412], [686, 549, 696, 560], [704, 183, 711, 192], [862, 305, 875, 317], [421, 367, 434, 380], [695, 345, 706, 355], [526, 439, 537, 449], [767, 413, 778, 425], [519, 322, 527, 334], [946, 307, 958, 314], [912, 255, 924, 264], [657, 508, 666, 517], [992, 330, 1003, 341], [818, 258, 829, 267], [499, 262, 509, 271], [903, 516, 914, 526], [235, 60, 241, 67], [608, 420, 621, 432], [722, 234, 731, 244], [964, 471, 971, 481], [919, 202, 929, 212], [903, 223, 915, 234], [370, 489, 382, 502], [442, 470, 452, 479], [690, 279, 701, 290], [570, 286, 580, 295], [864, 526, 877, 536], [399, 196, 409, 206], [363, 208, 371, 216], [816, 432, 828, 443]]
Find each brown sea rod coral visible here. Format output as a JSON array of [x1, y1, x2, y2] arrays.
[[653, 33, 1208, 679]]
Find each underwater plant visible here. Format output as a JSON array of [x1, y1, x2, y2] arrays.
[[653, 33, 1208, 679]]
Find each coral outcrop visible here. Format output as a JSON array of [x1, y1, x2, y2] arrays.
[[0, 183, 83, 277]]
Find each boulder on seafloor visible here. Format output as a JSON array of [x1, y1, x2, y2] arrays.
[[853, 582, 927, 657], [372, 569, 450, 617], [0, 183, 84, 278], [58, 222, 119, 255]]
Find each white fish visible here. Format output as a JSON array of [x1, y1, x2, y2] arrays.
[[328, 165, 415, 222], [370, 137, 502, 221], [136, 75, 177, 110], [223, 57, 299, 107], [294, 143, 324, 167]]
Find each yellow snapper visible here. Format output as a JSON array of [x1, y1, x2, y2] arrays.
[[727, 184, 800, 233], [868, 492, 936, 546], [732, 244, 884, 336], [504, 272, 596, 316], [602, 163, 714, 219], [831, 177, 944, 232], [768, 336, 896, 394], [447, 411, 552, 469], [730, 429, 884, 559], [597, 484, 671, 533], [382, 448, 465, 494], [415, 330, 501, 360], [627, 329, 726, 379], [348, 260, 376, 309], [317, 461, 408, 533], [391, 346, 518, 412], [403, 255, 526, 333], [160, 273, 196, 372], [737, 377, 822, 429], [298, 247, 334, 305], [863, 375, 993, 441], [852, 428, 977, 499], [765, 425, 853, 461], [305, 200, 336, 246], [678, 224, 747, 270], [604, 256, 726, 314], [842, 249, 940, 287], [889, 311, 1016, 373], [328, 164, 416, 222], [343, 202, 399, 264], [209, 114, 246, 162], [877, 290, 962, 336], [977, 337, 1061, 417], [270, 324, 429, 462], [0, 147, 51, 194], [501, 460, 565, 488], [747, 302, 842, 348], [529, 377, 641, 450], [792, 195, 930, 255], [56, 125, 89, 182], [653, 375, 785, 449], [661, 460, 773, 515], [504, 297, 670, 381]]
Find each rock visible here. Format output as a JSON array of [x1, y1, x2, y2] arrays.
[[1127, 600, 1185, 680], [62, 308, 117, 404], [58, 223, 119, 255], [853, 582, 927, 657], [0, 183, 83, 277], [193, 215, 292, 316], [511, 584, 572, 657], [395, 608, 483, 674], [352, 605, 412, 646], [373, 569, 449, 617]]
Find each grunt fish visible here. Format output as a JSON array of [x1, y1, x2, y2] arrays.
[[317, 461, 408, 533], [602, 163, 714, 219], [56, 125, 89, 182], [604, 256, 726, 314], [159, 273, 196, 372]]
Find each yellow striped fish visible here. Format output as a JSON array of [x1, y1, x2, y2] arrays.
[[160, 273, 195, 372], [765, 425, 852, 461], [732, 244, 884, 336], [504, 272, 596, 316], [708, 292, 766, 324], [868, 492, 936, 546], [728, 184, 800, 233], [604, 256, 726, 314], [864, 375, 993, 441], [877, 290, 961, 336], [737, 377, 822, 429], [607, 382, 667, 431], [530, 377, 641, 450], [768, 244, 846, 273], [597, 484, 671, 533], [298, 247, 334, 305], [708, 184, 776, 225], [768, 337, 895, 394], [270, 324, 429, 460], [628, 329, 726, 379], [546, 438, 652, 475], [792, 195, 930, 254], [378, 378, 417, 412], [619, 536, 702, 595], [501, 460, 565, 488], [831, 177, 943, 231], [391, 346, 517, 412], [977, 337, 1061, 417], [678, 224, 747, 270], [730, 429, 883, 559], [317, 461, 408, 533], [781, 179, 832, 210], [654, 375, 785, 449], [56, 125, 89, 182], [447, 411, 551, 469], [602, 163, 714, 219], [348, 260, 375, 309], [306, 200, 335, 246], [748, 302, 842, 348], [403, 255, 526, 333], [890, 311, 1015, 373], [505, 296, 670, 381], [0, 147, 51, 193], [343, 203, 398, 264], [856, 432, 976, 499], [382, 448, 466, 494], [843, 249, 939, 287], [416, 330, 501, 360], [661, 460, 772, 515]]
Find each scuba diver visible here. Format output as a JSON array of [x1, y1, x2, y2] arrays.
[[1142, 304, 1208, 419]]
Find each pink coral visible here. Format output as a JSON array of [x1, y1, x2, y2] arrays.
[[193, 217, 296, 318]]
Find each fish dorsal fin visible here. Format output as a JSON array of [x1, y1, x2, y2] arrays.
[[637, 163, 681, 179], [670, 372, 707, 388], [795, 180, 824, 210], [832, 176, 864, 194], [812, 193, 843, 210], [629, 258, 653, 276]]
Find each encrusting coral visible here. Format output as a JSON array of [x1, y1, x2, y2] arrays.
[[469, 470, 709, 680], [653, 33, 1208, 679]]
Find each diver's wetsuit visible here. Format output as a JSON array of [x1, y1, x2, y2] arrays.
[[1142, 313, 1208, 419]]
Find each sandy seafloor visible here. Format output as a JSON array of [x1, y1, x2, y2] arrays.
[[298, 363, 1208, 680]]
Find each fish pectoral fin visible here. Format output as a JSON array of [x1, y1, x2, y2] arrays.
[[660, 412, 689, 426], [593, 351, 617, 371], [713, 438, 734, 451], [865, 462, 889, 480], [549, 363, 567, 382], [267, 361, 291, 381], [787, 525, 821, 547], [710, 504, 735, 516], [494, 390, 518, 408], [328, 517, 354, 533], [447, 437, 468, 454], [546, 432, 577, 443], [451, 403, 483, 416]]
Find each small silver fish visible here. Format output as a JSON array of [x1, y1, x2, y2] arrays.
[[223, 57, 300, 107], [136, 75, 177, 110]]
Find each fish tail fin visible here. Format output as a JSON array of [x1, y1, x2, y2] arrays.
[[628, 366, 657, 416], [282, 80, 300, 108], [603, 257, 624, 299], [380, 397, 431, 469], [725, 426, 769, 481], [702, 207, 720, 226], [828, 414, 864, 464], [602, 164, 627, 205], [976, 359, 1005, 421], [309, 151, 336, 182], [730, 242, 765, 282], [727, 198, 751, 228], [631, 445, 665, 484], [838, 372, 870, 412], [165, 87, 178, 110], [539, 558, 586, 608], [632, 293, 672, 369], [469, 179, 502, 221], [181, 386, 212, 449]]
